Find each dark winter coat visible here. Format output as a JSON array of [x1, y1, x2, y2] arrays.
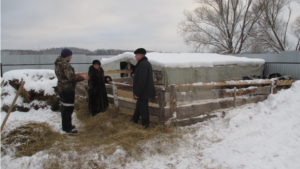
[[133, 56, 156, 99], [88, 66, 108, 113], [54, 56, 84, 92]]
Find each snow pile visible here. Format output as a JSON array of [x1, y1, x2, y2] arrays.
[[197, 81, 300, 168], [102, 52, 265, 68], [2, 69, 57, 95], [126, 81, 300, 169], [1, 69, 58, 112]]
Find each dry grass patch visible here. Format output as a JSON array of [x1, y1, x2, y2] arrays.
[[1, 96, 179, 166], [74, 97, 176, 158], [1, 122, 66, 157]]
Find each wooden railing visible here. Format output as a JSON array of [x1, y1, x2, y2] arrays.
[[106, 79, 295, 125]]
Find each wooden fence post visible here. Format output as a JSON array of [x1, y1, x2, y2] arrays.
[[0, 63, 3, 77], [169, 84, 177, 119], [1, 81, 25, 132], [273, 80, 277, 94], [233, 87, 237, 107], [112, 82, 119, 112], [127, 62, 131, 77], [158, 88, 166, 123], [271, 80, 276, 94]]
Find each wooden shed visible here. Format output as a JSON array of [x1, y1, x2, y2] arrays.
[[101, 52, 265, 86], [99, 52, 294, 126]]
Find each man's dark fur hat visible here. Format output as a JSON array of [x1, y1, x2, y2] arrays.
[[134, 48, 147, 55], [61, 48, 72, 58], [92, 60, 101, 65]]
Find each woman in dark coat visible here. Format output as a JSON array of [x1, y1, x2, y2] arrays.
[[88, 60, 108, 115]]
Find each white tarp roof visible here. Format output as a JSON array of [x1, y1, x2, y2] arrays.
[[101, 52, 265, 68]]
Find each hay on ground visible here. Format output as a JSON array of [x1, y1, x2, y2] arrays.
[[74, 97, 176, 158], [1, 122, 66, 157], [2, 96, 178, 165]]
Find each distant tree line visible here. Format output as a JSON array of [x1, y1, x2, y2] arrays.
[[1, 47, 133, 55]]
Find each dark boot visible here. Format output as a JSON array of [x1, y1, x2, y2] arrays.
[[65, 129, 78, 133]]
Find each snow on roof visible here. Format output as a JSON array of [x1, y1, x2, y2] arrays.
[[101, 52, 265, 68]]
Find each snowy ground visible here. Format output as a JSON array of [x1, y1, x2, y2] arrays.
[[1, 72, 300, 168], [124, 81, 300, 169]]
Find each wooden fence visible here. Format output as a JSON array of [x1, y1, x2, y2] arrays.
[[105, 79, 294, 126]]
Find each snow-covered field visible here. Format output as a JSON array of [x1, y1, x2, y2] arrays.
[[1, 69, 300, 169]]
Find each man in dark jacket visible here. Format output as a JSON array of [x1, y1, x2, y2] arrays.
[[54, 48, 89, 133], [131, 48, 156, 128]]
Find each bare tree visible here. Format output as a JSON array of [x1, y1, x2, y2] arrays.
[[252, 0, 294, 53], [178, 0, 263, 54], [291, 16, 300, 50]]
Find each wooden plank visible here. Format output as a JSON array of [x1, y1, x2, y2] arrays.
[[111, 77, 132, 83], [106, 83, 132, 89], [235, 95, 268, 106], [174, 100, 233, 119], [165, 90, 223, 102], [105, 69, 132, 74], [166, 86, 270, 102], [117, 89, 133, 99], [223, 87, 257, 97], [112, 82, 132, 87], [107, 94, 160, 116], [107, 94, 159, 107], [164, 95, 268, 119], [170, 114, 218, 127], [255, 86, 271, 95], [115, 88, 158, 104], [223, 87, 270, 96], [75, 70, 132, 76], [174, 80, 272, 88], [276, 80, 295, 86], [117, 99, 136, 110], [118, 100, 160, 116]]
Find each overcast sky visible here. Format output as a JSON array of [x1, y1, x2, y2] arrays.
[[1, 0, 300, 53]]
